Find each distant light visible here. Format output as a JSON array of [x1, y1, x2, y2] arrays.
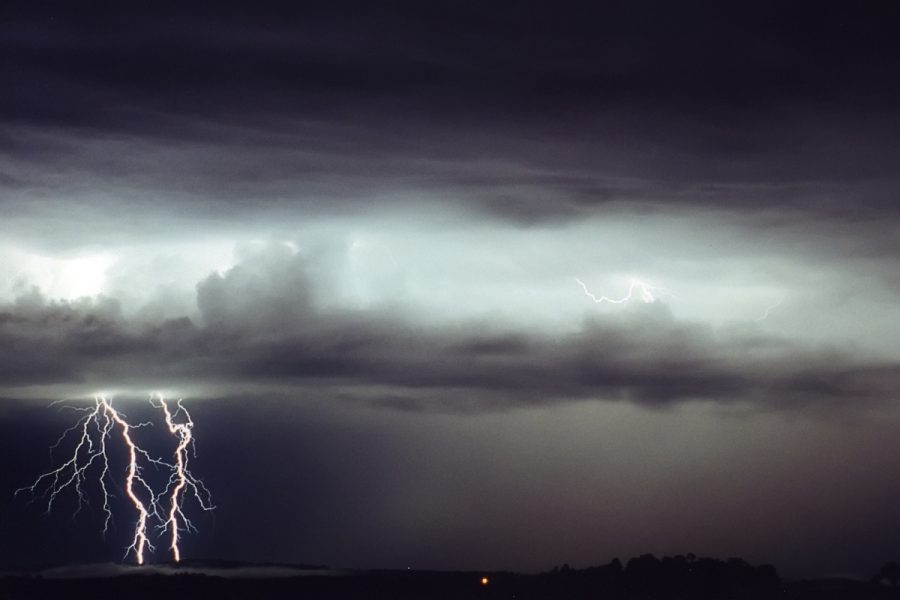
[[480, 576, 489, 586], [14, 252, 115, 300]]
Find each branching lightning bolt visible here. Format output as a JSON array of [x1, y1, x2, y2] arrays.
[[104, 401, 158, 563], [575, 277, 672, 305], [16, 394, 213, 565], [156, 395, 214, 563]]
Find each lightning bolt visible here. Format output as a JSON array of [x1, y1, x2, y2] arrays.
[[575, 277, 672, 305], [16, 394, 213, 565], [156, 395, 214, 563], [103, 399, 158, 564], [754, 297, 784, 322]]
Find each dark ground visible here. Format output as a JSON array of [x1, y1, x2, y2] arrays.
[[4, 555, 900, 600]]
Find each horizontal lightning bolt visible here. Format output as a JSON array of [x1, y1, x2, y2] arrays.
[[575, 277, 672, 305]]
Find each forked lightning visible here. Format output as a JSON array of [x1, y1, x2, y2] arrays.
[[16, 394, 213, 564], [157, 396, 214, 563], [575, 277, 672, 305]]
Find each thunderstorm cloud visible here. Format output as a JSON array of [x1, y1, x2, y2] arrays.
[[1, 242, 898, 412], [4, 0, 900, 578]]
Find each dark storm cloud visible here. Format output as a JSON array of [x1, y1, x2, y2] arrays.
[[1, 245, 896, 411], [3, 0, 900, 403], [7, 4, 900, 578], [3, 1, 900, 232], [5, 1, 900, 124]]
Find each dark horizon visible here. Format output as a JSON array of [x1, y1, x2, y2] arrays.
[[3, 1, 900, 580], [5, 551, 900, 600]]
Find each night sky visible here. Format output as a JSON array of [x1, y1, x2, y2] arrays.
[[3, 1, 900, 579]]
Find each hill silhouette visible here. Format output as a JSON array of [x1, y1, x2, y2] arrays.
[[5, 553, 900, 599]]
